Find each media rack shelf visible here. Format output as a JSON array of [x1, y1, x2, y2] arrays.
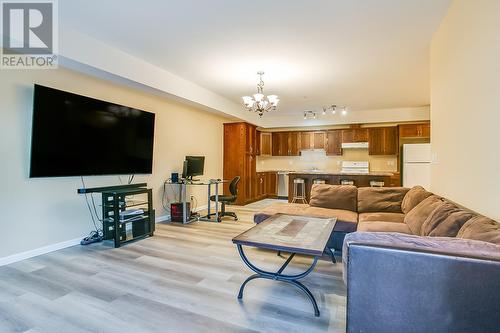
[[78, 183, 155, 248]]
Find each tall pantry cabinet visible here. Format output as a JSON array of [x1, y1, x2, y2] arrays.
[[223, 122, 258, 205]]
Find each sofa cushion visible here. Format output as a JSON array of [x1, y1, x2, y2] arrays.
[[404, 195, 444, 235], [309, 184, 357, 212], [401, 186, 433, 214], [358, 212, 405, 223], [457, 216, 500, 245], [253, 202, 358, 233], [357, 221, 412, 234], [420, 202, 475, 237], [357, 187, 409, 213]]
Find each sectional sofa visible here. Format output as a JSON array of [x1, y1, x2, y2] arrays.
[[254, 184, 500, 332]]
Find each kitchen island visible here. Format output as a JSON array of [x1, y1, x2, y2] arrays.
[[287, 171, 400, 203]]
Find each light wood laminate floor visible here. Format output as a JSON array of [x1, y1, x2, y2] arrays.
[[0, 203, 346, 333]]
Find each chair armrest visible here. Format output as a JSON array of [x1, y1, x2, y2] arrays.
[[343, 232, 500, 333]]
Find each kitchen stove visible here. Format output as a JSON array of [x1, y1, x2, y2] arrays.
[[341, 161, 370, 174]]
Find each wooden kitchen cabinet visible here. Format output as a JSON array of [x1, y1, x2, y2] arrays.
[[399, 123, 430, 139], [300, 131, 313, 150], [299, 131, 325, 150], [326, 130, 342, 155], [288, 132, 300, 156], [255, 171, 277, 199], [255, 172, 266, 200], [260, 132, 272, 155], [312, 132, 326, 149], [224, 122, 258, 205], [342, 128, 368, 143], [256, 130, 261, 155], [272, 132, 285, 156], [245, 124, 256, 155], [272, 132, 300, 156], [368, 127, 398, 155], [266, 172, 277, 197]]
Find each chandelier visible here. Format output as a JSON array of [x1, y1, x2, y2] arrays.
[[242, 71, 279, 117]]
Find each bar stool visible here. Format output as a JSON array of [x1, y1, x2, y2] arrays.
[[313, 179, 326, 185], [292, 178, 307, 204]]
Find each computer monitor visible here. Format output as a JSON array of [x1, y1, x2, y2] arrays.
[[182, 156, 205, 181]]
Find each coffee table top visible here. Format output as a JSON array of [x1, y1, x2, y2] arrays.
[[232, 214, 337, 256]]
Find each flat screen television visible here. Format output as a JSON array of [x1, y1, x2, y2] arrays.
[[29, 85, 155, 178]]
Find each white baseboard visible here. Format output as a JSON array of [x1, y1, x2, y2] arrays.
[[0, 237, 82, 267], [1, 204, 214, 266]]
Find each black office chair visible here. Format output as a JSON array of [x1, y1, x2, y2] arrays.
[[210, 176, 240, 221]]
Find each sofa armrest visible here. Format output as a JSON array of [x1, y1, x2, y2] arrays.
[[343, 232, 500, 333]]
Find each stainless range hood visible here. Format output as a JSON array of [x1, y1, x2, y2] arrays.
[[341, 142, 369, 149]]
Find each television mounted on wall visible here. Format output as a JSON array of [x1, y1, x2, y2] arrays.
[[29, 84, 155, 177]]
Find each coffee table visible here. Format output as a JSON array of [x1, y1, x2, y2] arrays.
[[232, 214, 337, 317]]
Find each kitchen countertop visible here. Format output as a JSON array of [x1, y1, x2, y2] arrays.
[[256, 170, 397, 176]]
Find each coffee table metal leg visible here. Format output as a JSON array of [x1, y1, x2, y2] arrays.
[[236, 244, 321, 317], [326, 247, 337, 264], [237, 273, 259, 299]]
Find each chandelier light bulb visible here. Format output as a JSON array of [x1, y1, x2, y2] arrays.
[[322, 107, 326, 115], [342, 107, 347, 116], [253, 93, 264, 102]]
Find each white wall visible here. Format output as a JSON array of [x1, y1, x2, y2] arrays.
[[0, 67, 228, 259], [430, 0, 500, 220]]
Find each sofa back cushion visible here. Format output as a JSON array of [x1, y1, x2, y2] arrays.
[[457, 216, 500, 245], [420, 202, 475, 237], [309, 184, 357, 212], [357, 187, 409, 214], [401, 186, 433, 214], [404, 195, 444, 234]]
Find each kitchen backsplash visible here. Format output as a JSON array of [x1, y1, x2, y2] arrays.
[[257, 150, 398, 172]]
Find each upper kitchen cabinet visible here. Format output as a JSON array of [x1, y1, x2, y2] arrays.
[[399, 123, 430, 139], [271, 131, 300, 156], [312, 132, 326, 150], [299, 131, 326, 150], [288, 131, 300, 156], [300, 131, 313, 150], [342, 128, 368, 143], [326, 130, 342, 156], [259, 132, 272, 156], [272, 132, 287, 156], [368, 126, 398, 155]]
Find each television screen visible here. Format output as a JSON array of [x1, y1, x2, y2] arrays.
[[30, 85, 155, 177]]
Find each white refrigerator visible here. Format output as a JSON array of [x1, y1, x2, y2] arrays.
[[403, 144, 431, 190]]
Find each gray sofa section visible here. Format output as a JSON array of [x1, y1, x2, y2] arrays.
[[343, 232, 500, 333]]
